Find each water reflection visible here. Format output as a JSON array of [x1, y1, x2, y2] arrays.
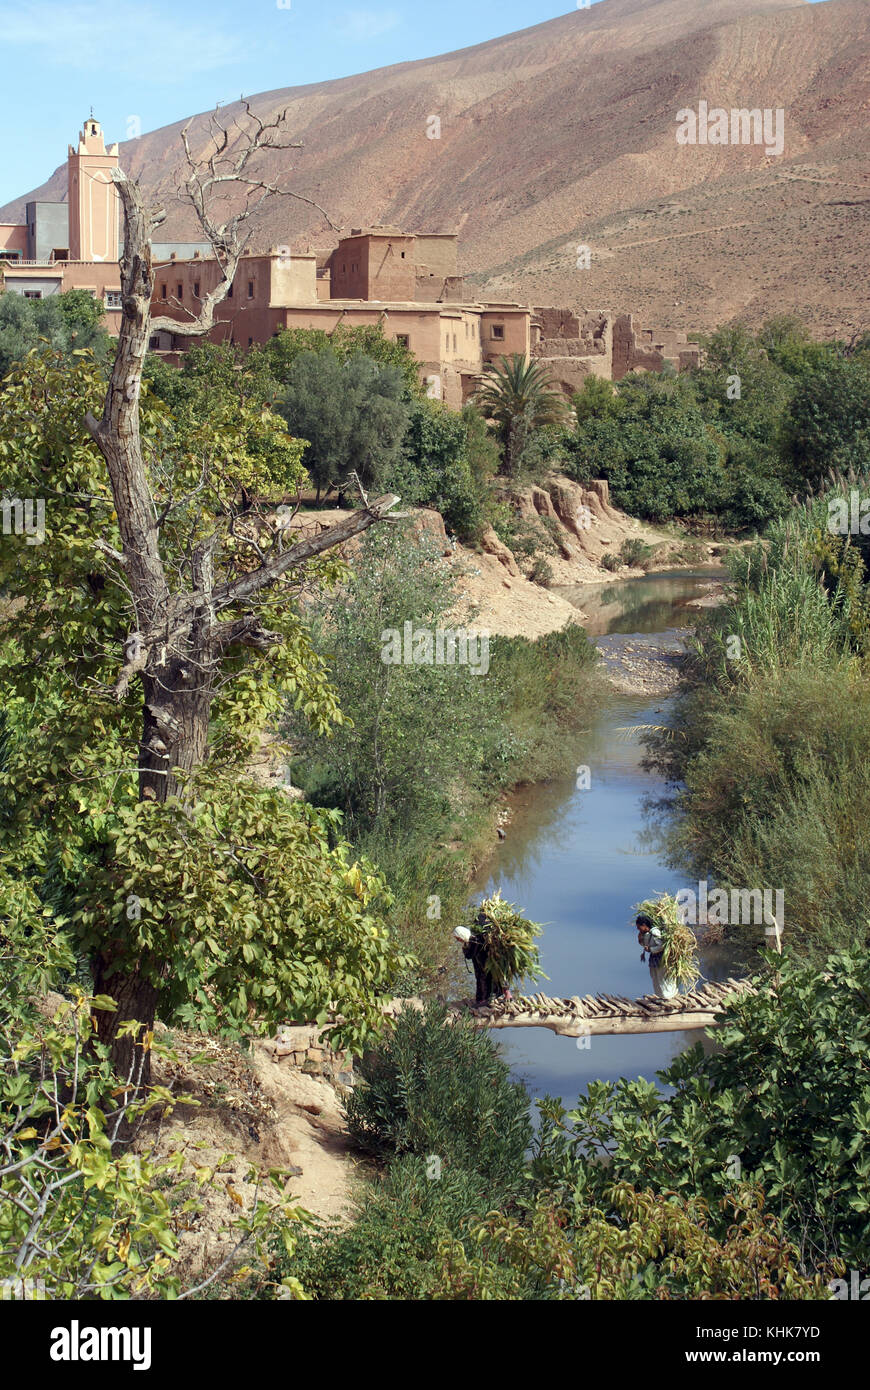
[[472, 570, 729, 1114]]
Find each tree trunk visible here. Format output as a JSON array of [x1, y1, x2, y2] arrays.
[[93, 952, 165, 1088], [81, 154, 400, 1083]]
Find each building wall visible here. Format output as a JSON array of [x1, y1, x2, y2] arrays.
[[269, 253, 318, 306], [0, 225, 28, 258], [413, 233, 458, 280], [152, 242, 213, 263], [480, 308, 530, 363], [329, 232, 417, 302], [612, 313, 700, 380], [24, 202, 69, 263], [0, 270, 63, 297]]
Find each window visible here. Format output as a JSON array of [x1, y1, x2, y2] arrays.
[[453, 334, 457, 351], [400, 251, 405, 258], [248, 280, 254, 299], [51, 248, 69, 262], [105, 291, 122, 309], [160, 284, 167, 299], [149, 335, 161, 350], [396, 334, 410, 348], [193, 281, 200, 298], [227, 283, 233, 297], [248, 337, 253, 347], [176, 283, 183, 300], [491, 324, 505, 340], [23, 291, 42, 299]]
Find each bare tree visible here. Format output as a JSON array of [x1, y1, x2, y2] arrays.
[[82, 106, 399, 1069]]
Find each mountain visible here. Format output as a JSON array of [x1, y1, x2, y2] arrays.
[[4, 0, 868, 337]]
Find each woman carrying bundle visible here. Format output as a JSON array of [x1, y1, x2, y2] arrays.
[[454, 892, 544, 1005], [636, 912, 678, 999], [454, 912, 510, 1004]]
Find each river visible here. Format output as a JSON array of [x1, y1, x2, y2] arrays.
[[473, 569, 731, 1113]]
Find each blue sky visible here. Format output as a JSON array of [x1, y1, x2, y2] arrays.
[[0, 0, 826, 205]]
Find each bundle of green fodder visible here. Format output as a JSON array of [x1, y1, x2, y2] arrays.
[[634, 892, 701, 990], [474, 890, 547, 990]]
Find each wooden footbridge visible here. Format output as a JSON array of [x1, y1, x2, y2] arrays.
[[444, 976, 755, 1036]]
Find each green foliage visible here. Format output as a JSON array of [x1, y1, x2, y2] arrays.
[[474, 354, 567, 476], [260, 323, 424, 399], [782, 355, 870, 486], [0, 893, 308, 1299], [562, 372, 727, 522], [656, 495, 870, 960], [0, 289, 111, 378], [281, 1156, 499, 1301], [535, 951, 870, 1269], [0, 347, 404, 1054], [344, 1001, 532, 1188], [619, 536, 654, 569], [558, 317, 870, 530], [474, 890, 546, 991], [437, 1182, 828, 1300], [571, 374, 616, 424], [143, 340, 306, 502], [277, 349, 409, 498], [70, 780, 409, 1052], [288, 524, 503, 845], [385, 398, 497, 541]]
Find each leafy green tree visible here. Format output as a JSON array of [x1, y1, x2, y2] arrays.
[[474, 354, 567, 475], [782, 354, 870, 486], [287, 524, 503, 841], [385, 398, 496, 540], [437, 1182, 828, 1300], [260, 322, 423, 399], [0, 344, 407, 1076], [0, 883, 307, 1299], [0, 288, 110, 378], [563, 372, 726, 521], [277, 349, 409, 499], [571, 374, 616, 424]]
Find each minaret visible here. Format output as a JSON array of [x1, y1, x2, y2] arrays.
[[67, 116, 120, 263]]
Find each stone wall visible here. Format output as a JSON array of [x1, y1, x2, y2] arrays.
[[271, 1023, 355, 1088], [613, 312, 700, 380]]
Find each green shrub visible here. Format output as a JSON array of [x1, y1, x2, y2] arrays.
[[282, 1155, 500, 1300], [344, 1001, 532, 1193], [619, 537, 653, 569], [535, 951, 870, 1269]]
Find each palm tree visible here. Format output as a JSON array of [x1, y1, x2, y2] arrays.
[[473, 354, 567, 475]]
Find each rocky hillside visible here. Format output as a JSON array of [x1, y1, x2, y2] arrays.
[[4, 0, 868, 337]]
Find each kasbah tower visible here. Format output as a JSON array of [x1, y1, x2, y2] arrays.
[[67, 116, 120, 264]]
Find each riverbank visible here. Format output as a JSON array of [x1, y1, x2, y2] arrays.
[[283, 475, 732, 643]]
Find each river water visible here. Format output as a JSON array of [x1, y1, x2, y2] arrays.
[[472, 569, 730, 1113]]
